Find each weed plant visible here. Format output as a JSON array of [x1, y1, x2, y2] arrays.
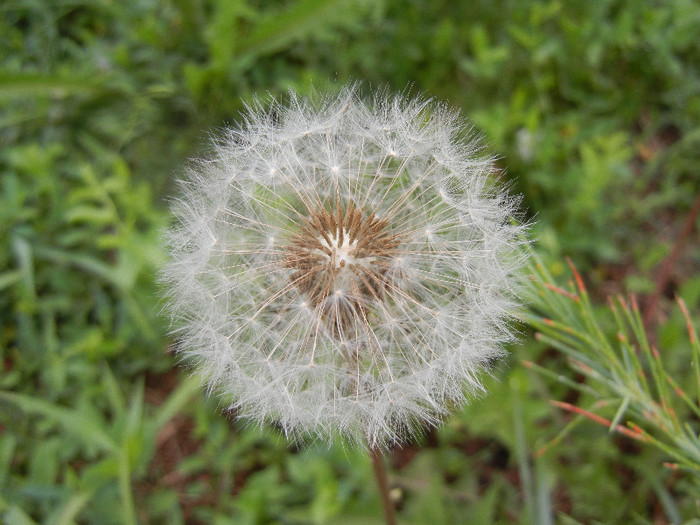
[[1, 0, 699, 523]]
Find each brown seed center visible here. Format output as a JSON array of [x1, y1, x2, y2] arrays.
[[283, 198, 401, 335]]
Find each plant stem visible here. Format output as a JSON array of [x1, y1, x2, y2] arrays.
[[369, 445, 397, 525]]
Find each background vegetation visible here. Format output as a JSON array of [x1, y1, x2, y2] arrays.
[[1, 0, 699, 523]]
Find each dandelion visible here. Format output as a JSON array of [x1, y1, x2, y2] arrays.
[[161, 86, 526, 450]]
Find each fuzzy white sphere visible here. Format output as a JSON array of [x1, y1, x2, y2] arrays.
[[161, 86, 527, 448]]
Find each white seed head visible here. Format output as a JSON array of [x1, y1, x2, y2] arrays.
[[160, 85, 528, 448]]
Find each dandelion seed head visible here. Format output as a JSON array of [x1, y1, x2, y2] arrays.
[[160, 85, 528, 448]]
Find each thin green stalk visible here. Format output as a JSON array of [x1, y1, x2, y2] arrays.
[[118, 449, 138, 525]]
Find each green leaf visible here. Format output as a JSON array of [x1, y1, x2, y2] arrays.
[[237, 0, 353, 59], [0, 271, 22, 292], [151, 374, 203, 432], [101, 364, 126, 419], [0, 434, 17, 487], [3, 506, 37, 525], [0, 74, 97, 99], [46, 491, 93, 525], [0, 392, 116, 453]]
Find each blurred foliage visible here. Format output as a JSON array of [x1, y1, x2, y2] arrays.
[[1, 0, 699, 523]]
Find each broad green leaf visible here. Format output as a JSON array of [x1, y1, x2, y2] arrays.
[[46, 491, 93, 525], [237, 0, 353, 59], [3, 506, 38, 525], [0, 271, 22, 292], [0, 392, 116, 453]]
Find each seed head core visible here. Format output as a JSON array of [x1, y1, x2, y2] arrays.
[[283, 197, 401, 335]]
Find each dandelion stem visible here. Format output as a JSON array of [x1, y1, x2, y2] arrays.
[[369, 445, 397, 525]]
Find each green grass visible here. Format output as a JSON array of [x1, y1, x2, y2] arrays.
[[1, 0, 699, 523]]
